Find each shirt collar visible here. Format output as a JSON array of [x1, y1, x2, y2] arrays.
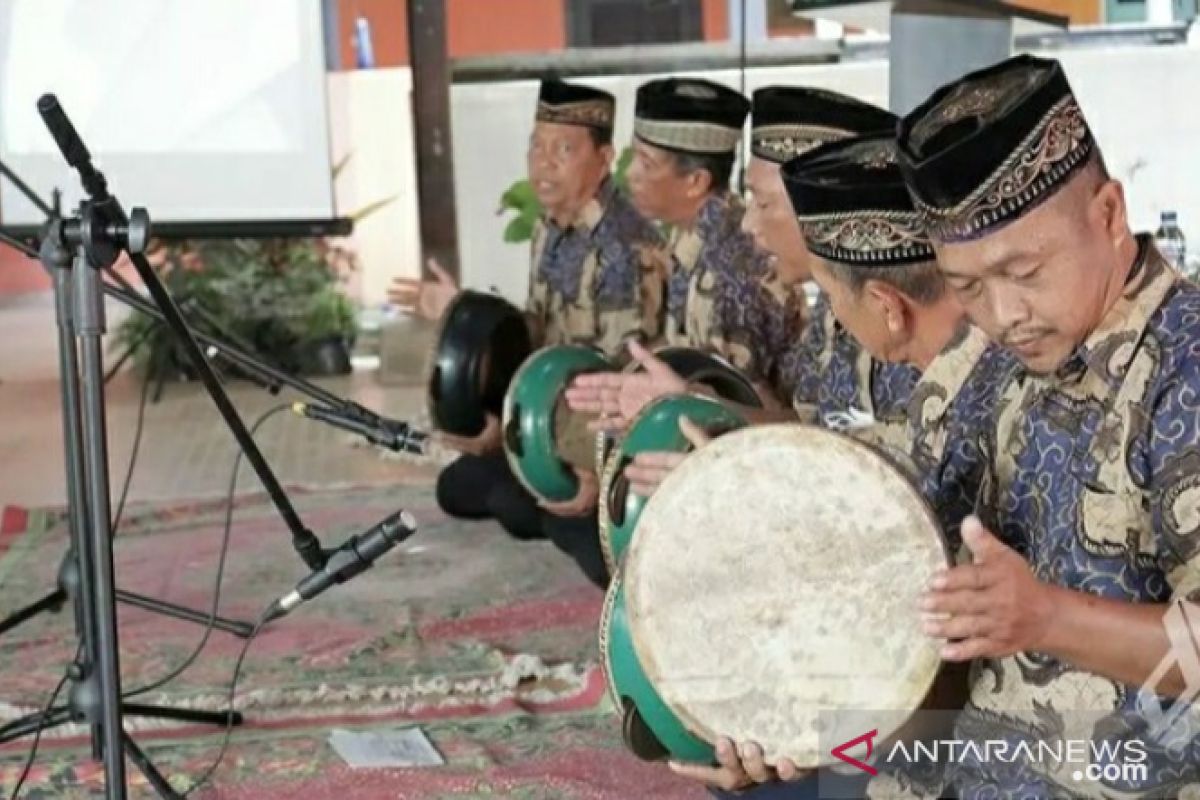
[[545, 176, 615, 236], [1053, 234, 1177, 397]]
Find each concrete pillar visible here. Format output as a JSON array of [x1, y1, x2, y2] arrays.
[[889, 0, 1013, 116]]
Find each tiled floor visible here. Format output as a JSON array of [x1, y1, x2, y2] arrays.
[[0, 291, 437, 511]]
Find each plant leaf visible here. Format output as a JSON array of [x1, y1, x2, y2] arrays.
[[349, 195, 399, 223], [504, 216, 535, 243], [499, 180, 540, 213]]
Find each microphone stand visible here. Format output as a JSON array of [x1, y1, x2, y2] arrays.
[[0, 94, 413, 799]]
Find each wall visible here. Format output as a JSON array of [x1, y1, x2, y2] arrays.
[[1011, 0, 1102, 23], [334, 0, 731, 71], [327, 68, 422, 306], [0, 247, 45, 294]]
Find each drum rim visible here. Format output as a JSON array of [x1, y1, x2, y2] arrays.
[[425, 289, 525, 435], [623, 423, 949, 765], [600, 392, 747, 571], [648, 346, 763, 408], [501, 344, 610, 503]]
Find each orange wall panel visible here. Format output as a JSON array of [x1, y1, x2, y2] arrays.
[[337, 0, 566, 69], [702, 0, 730, 40], [0, 247, 50, 294], [448, 0, 565, 55], [1008, 0, 1101, 24], [338, 0, 411, 69]]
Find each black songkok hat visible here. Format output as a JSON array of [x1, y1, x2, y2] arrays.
[[782, 132, 934, 267], [634, 78, 750, 155], [536, 79, 615, 131], [896, 55, 1096, 243], [751, 86, 897, 164]]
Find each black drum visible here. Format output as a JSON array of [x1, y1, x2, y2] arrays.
[[427, 290, 532, 437]]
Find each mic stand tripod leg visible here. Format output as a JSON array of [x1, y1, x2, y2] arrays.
[[113, 591, 254, 638], [0, 549, 257, 641], [0, 588, 67, 636], [122, 732, 183, 800]]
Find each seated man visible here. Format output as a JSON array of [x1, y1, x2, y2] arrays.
[[567, 87, 918, 445], [648, 132, 1016, 799], [391, 79, 664, 585], [626, 77, 805, 397], [894, 55, 1200, 798]]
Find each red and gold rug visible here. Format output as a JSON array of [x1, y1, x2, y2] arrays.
[[0, 485, 704, 799]]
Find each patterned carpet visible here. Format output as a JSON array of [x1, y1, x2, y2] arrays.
[[0, 484, 706, 799]]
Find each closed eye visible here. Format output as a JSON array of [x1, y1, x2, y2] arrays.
[[949, 278, 982, 297]]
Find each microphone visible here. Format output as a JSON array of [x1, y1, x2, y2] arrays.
[[37, 94, 108, 200], [292, 402, 428, 454], [266, 508, 417, 621]]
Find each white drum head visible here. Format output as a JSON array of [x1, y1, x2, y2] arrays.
[[624, 424, 947, 766]]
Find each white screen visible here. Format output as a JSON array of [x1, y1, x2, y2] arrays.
[[0, 0, 334, 226]]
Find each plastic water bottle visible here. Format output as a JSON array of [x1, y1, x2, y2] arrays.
[[354, 16, 375, 69], [1155, 211, 1187, 270]]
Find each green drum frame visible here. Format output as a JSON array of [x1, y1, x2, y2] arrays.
[[502, 345, 609, 503], [600, 571, 713, 763], [598, 394, 746, 573]]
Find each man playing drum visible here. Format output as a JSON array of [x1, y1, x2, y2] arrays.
[[391, 79, 664, 577], [890, 54, 1200, 798], [746, 87, 919, 434], [683, 55, 1200, 798], [659, 131, 1016, 799], [624, 77, 806, 400]]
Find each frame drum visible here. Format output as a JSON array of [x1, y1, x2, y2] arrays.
[[598, 393, 747, 573], [602, 424, 949, 766], [427, 290, 532, 437], [502, 345, 610, 503]]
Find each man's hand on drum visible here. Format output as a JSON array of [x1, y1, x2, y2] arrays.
[[669, 738, 807, 792], [565, 340, 686, 432], [539, 468, 599, 517], [920, 515, 1055, 661], [625, 417, 710, 496], [389, 257, 459, 322], [436, 412, 502, 456]]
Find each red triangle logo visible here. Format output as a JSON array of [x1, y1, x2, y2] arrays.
[[831, 729, 878, 775]]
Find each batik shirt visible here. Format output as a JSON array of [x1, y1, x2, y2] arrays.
[[864, 325, 1019, 800], [527, 179, 666, 358], [781, 291, 920, 453], [907, 324, 1020, 546], [943, 240, 1200, 799], [664, 193, 806, 385]]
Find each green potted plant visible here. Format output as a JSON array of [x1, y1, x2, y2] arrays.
[[111, 236, 360, 381], [112, 155, 395, 386]]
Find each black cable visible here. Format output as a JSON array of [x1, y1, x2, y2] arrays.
[[124, 403, 291, 698], [8, 646, 80, 800], [110, 365, 153, 536], [179, 608, 271, 797]]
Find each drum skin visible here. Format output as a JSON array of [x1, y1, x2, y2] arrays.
[[427, 290, 532, 437], [604, 424, 950, 766], [598, 394, 747, 574], [502, 345, 609, 503]]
